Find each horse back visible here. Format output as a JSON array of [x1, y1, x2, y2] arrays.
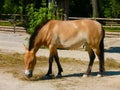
[[39, 19, 104, 49]]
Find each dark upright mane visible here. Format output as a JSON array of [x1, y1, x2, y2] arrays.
[[29, 20, 49, 51]]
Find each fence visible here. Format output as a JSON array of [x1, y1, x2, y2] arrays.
[[69, 17, 120, 28], [0, 14, 26, 33], [0, 14, 120, 32]]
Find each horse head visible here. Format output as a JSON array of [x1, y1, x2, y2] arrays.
[[24, 46, 36, 78]]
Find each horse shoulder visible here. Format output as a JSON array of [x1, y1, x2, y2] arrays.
[[40, 20, 59, 46]]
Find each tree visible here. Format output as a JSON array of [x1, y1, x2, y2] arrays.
[[1, 0, 120, 19], [91, 0, 98, 17], [48, 0, 69, 20], [69, 0, 92, 17], [98, 0, 120, 18], [110, 0, 120, 18], [62, 0, 69, 20], [0, 0, 4, 14]]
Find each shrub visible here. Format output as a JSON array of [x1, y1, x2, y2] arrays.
[[26, 2, 60, 34]]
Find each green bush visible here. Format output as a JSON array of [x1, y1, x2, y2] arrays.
[[26, 2, 60, 34]]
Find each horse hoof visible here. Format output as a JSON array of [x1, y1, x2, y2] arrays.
[[56, 74, 62, 78], [96, 74, 103, 77], [82, 74, 88, 78], [44, 74, 54, 79]]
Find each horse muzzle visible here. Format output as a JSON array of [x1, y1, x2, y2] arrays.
[[25, 70, 33, 78]]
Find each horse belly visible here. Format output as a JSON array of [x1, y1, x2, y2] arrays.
[[62, 40, 84, 49], [57, 34, 87, 49]]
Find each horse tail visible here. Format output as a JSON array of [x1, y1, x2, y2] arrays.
[[99, 27, 105, 71], [100, 27, 105, 57]]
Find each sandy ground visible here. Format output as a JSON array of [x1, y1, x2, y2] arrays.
[[0, 31, 120, 90]]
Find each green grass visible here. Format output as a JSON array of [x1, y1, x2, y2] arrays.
[[104, 27, 120, 32], [0, 21, 25, 27], [0, 22, 13, 26]]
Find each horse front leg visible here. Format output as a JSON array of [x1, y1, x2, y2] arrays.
[[54, 54, 63, 78], [45, 45, 55, 78], [45, 45, 62, 79], [45, 56, 54, 78]]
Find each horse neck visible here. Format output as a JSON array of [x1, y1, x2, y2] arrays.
[[40, 28, 52, 46], [33, 29, 52, 53]]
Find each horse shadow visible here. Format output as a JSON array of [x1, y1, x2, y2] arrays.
[[62, 70, 120, 78], [104, 47, 120, 53], [30, 70, 120, 81]]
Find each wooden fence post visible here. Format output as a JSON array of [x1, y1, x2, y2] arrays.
[[13, 15, 16, 33]]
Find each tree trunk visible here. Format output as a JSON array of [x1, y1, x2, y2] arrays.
[[92, 0, 98, 17], [57, 0, 69, 20], [64, 0, 69, 20], [22, 0, 28, 23], [48, 0, 69, 20]]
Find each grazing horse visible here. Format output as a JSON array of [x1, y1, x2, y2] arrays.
[[24, 19, 105, 78]]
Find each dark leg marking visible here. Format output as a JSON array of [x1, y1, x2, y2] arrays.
[[54, 55, 63, 78], [85, 48, 95, 76]]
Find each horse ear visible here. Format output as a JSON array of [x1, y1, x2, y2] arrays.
[[23, 44, 29, 52], [30, 48, 35, 54]]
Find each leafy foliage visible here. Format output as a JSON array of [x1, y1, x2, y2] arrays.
[[2, 0, 22, 14], [98, 0, 120, 18], [0, 0, 120, 29], [0, 0, 120, 18], [26, 2, 59, 34]]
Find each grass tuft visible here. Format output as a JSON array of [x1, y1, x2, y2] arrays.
[[105, 58, 120, 69], [0, 52, 120, 81]]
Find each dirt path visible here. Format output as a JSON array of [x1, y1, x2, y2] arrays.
[[0, 69, 56, 90], [0, 31, 120, 90], [0, 68, 120, 90]]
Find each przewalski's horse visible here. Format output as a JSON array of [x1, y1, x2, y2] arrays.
[[24, 19, 105, 78]]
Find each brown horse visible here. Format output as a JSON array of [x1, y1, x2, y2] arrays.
[[24, 19, 105, 78]]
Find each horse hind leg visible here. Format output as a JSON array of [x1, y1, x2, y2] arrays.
[[95, 41, 105, 77], [83, 45, 95, 77], [94, 48, 104, 77], [97, 27, 105, 77]]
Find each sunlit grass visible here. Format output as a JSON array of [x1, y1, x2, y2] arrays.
[[0, 52, 120, 81], [105, 58, 120, 69], [0, 53, 23, 67]]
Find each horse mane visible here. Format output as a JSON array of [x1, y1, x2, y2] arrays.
[[29, 20, 49, 51]]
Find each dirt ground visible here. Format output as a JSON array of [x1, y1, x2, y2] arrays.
[[0, 31, 120, 90]]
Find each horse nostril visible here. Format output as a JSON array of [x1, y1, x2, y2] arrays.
[[25, 70, 33, 78]]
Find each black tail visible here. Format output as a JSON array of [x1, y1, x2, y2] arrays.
[[100, 27, 105, 55], [99, 27, 105, 71]]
